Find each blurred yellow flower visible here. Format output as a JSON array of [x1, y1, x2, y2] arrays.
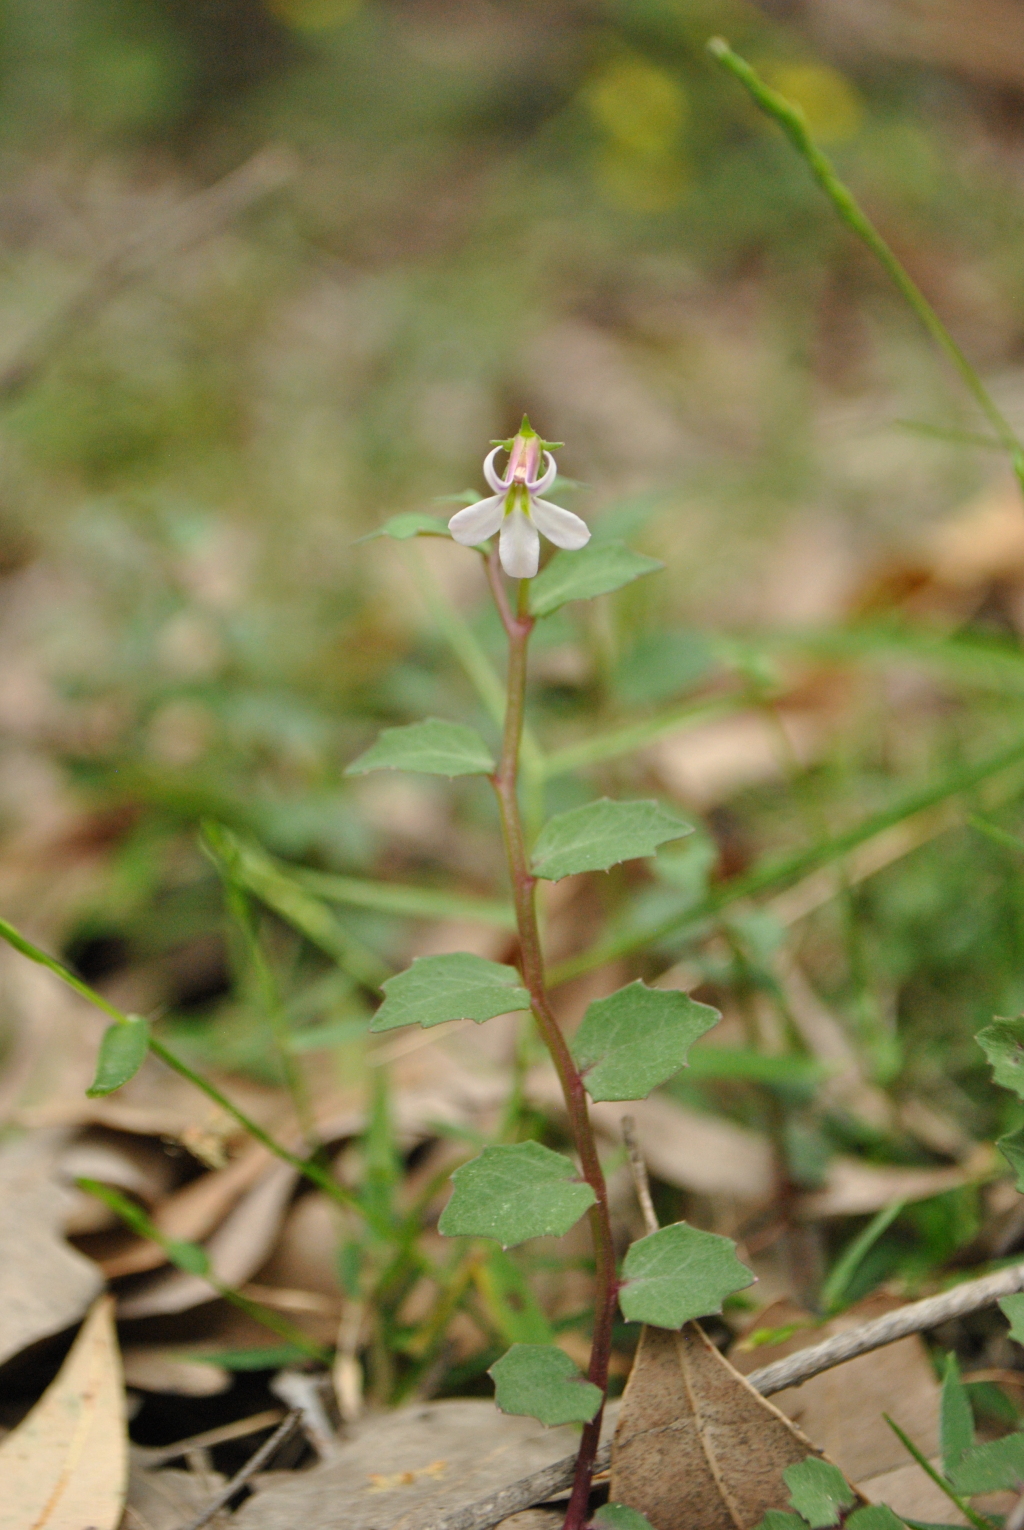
[[583, 57, 689, 212], [765, 62, 863, 143]]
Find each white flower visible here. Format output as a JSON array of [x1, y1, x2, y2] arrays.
[[448, 422, 590, 579]]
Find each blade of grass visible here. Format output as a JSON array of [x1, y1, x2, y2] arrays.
[[549, 731, 1024, 984], [883, 1415, 997, 1530], [821, 1200, 906, 1315], [969, 815, 1024, 857], [708, 38, 1024, 476], [293, 867, 514, 928], [542, 697, 737, 779]]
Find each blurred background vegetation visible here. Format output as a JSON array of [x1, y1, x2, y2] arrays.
[[8, 0, 1024, 1357]]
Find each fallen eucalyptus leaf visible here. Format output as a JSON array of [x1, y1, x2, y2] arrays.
[[0, 1296, 127, 1530], [610, 1323, 861, 1530]]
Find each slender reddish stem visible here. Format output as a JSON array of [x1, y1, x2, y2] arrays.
[[486, 547, 617, 1530]]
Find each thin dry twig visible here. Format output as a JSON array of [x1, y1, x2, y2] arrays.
[[0, 146, 294, 401], [621, 1114, 659, 1238], [131, 1409, 287, 1469], [175, 1409, 302, 1530]]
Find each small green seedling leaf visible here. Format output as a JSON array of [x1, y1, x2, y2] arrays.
[[356, 512, 452, 542], [165, 1238, 212, 1277], [977, 1017, 1024, 1099], [438, 1142, 596, 1247], [1001, 1292, 1024, 1344], [529, 540, 663, 617], [345, 719, 495, 778], [488, 1343, 603, 1426], [371, 952, 530, 1033], [939, 1354, 974, 1477], [531, 799, 691, 882], [755, 1515, 808, 1530], [948, 1432, 1024, 1495], [571, 980, 720, 1101], [618, 1222, 754, 1328], [783, 1457, 856, 1528], [998, 1124, 1024, 1190], [846, 1509, 908, 1530], [86, 1015, 150, 1097], [592, 1505, 658, 1530]]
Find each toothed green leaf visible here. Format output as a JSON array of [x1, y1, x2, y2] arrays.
[[86, 1015, 150, 1097], [357, 512, 452, 542], [754, 1515, 808, 1530], [618, 1222, 754, 1328], [846, 1509, 908, 1530], [593, 1506, 658, 1530], [1000, 1292, 1024, 1345], [531, 799, 691, 882], [939, 1354, 973, 1477], [948, 1432, 1024, 1495], [345, 719, 494, 777], [438, 1142, 596, 1247], [783, 1458, 856, 1528], [977, 1016, 1024, 1099], [488, 1343, 603, 1425], [371, 952, 530, 1033], [529, 540, 663, 617], [571, 980, 720, 1101], [998, 1124, 1024, 1190]]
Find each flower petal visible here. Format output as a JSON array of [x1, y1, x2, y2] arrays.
[[483, 447, 511, 494], [499, 506, 540, 578], [529, 497, 591, 551], [527, 451, 557, 496], [449, 494, 505, 545]]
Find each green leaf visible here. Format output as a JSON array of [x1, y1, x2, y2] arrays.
[[614, 629, 716, 707], [571, 980, 720, 1101], [593, 1505, 658, 1530], [356, 512, 452, 542], [618, 1222, 754, 1328], [948, 1432, 1024, 1494], [488, 1343, 603, 1426], [940, 1354, 974, 1477], [977, 1016, 1024, 1098], [86, 1015, 150, 1097], [165, 1239, 212, 1277], [997, 1124, 1024, 1190], [371, 952, 530, 1033], [529, 540, 663, 617], [846, 1509, 908, 1530], [783, 1458, 856, 1528], [438, 1142, 596, 1247], [179, 1344, 313, 1371], [1000, 1292, 1024, 1344], [531, 799, 691, 882], [345, 719, 495, 778], [755, 1515, 808, 1530]]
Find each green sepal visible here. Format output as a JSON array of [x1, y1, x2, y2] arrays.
[[529, 540, 663, 617], [438, 1142, 596, 1247], [977, 1016, 1024, 1098], [593, 1505, 658, 1530], [783, 1458, 856, 1528], [571, 980, 720, 1101], [531, 798, 691, 882], [345, 719, 495, 778], [356, 512, 452, 543], [86, 1015, 150, 1097], [618, 1222, 754, 1328], [939, 1353, 973, 1477], [488, 1343, 603, 1426], [371, 952, 530, 1033]]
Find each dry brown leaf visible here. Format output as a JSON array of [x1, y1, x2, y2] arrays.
[[648, 709, 820, 810], [121, 1346, 231, 1396], [0, 1295, 127, 1530], [117, 1160, 298, 1319], [731, 1295, 941, 1483], [610, 1322, 861, 1530], [102, 1140, 275, 1278], [0, 1128, 104, 1368], [796, 1146, 995, 1218], [122, 1463, 229, 1530], [233, 1398, 612, 1530]]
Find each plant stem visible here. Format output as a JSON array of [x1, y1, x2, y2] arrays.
[[486, 548, 617, 1530]]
